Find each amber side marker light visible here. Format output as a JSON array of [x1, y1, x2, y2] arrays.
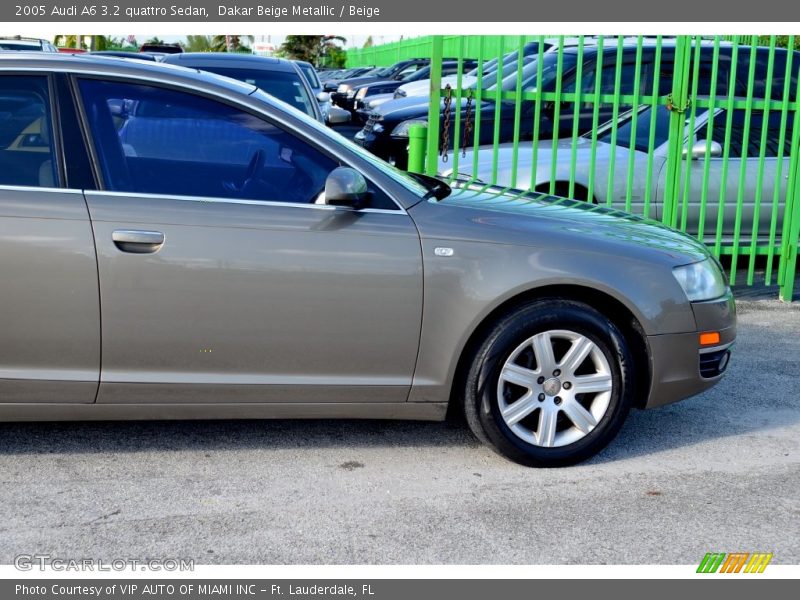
[[699, 331, 721, 346]]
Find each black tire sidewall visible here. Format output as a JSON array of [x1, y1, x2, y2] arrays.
[[468, 300, 634, 467]]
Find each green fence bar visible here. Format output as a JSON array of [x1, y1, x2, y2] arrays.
[[663, 36, 691, 228], [604, 37, 626, 208], [728, 43, 759, 284], [713, 39, 740, 257], [766, 36, 795, 285], [528, 37, 547, 192], [568, 37, 586, 199], [778, 72, 800, 300], [642, 36, 663, 219], [746, 36, 776, 286], [697, 37, 721, 241], [424, 36, 444, 177], [586, 36, 605, 205], [624, 36, 644, 213], [679, 36, 703, 233]]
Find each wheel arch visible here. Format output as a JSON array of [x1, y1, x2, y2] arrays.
[[534, 181, 596, 203], [448, 284, 652, 415]]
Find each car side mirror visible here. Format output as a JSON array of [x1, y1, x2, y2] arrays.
[[685, 140, 723, 160], [327, 106, 351, 125], [323, 82, 338, 92], [316, 91, 331, 103], [324, 167, 370, 209]]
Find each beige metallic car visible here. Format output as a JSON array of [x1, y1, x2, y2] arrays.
[[0, 54, 735, 466]]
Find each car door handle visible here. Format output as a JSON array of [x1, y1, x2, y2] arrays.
[[112, 230, 165, 254]]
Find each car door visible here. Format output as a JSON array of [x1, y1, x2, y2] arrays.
[[678, 108, 792, 240], [0, 73, 100, 403], [75, 76, 423, 405]]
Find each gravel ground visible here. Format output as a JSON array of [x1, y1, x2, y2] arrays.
[[0, 299, 797, 565]]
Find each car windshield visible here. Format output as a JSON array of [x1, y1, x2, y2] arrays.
[[375, 66, 395, 78], [467, 55, 538, 90], [403, 66, 432, 82], [251, 88, 441, 200], [500, 52, 578, 92], [196, 66, 317, 119]]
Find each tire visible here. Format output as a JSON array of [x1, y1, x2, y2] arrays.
[[463, 299, 634, 467]]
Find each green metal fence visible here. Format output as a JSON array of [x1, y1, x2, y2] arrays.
[[346, 36, 537, 68], [379, 35, 799, 301]]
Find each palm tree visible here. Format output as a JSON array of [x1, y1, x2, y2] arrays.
[[210, 35, 254, 52], [185, 35, 213, 52]]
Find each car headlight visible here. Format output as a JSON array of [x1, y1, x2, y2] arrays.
[[672, 258, 728, 302], [392, 118, 428, 138], [337, 84, 351, 94], [355, 87, 368, 100]]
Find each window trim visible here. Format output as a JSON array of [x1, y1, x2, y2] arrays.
[[0, 71, 65, 189], [84, 189, 404, 215], [69, 72, 407, 213]]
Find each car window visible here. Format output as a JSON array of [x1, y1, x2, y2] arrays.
[[0, 75, 57, 188], [191, 66, 317, 119], [696, 109, 795, 158], [596, 104, 675, 152], [78, 78, 339, 204], [298, 64, 321, 90], [396, 65, 424, 79]]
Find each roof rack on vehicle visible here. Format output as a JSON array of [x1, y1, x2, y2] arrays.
[[2, 36, 47, 47]]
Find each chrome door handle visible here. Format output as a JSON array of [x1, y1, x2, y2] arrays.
[[112, 229, 165, 254]]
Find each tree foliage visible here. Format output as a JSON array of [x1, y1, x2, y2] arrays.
[[210, 35, 254, 52], [185, 35, 213, 52], [279, 35, 347, 66]]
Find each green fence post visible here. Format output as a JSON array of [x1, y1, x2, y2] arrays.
[[662, 36, 691, 228], [778, 78, 800, 301], [424, 36, 444, 177], [407, 124, 428, 174]]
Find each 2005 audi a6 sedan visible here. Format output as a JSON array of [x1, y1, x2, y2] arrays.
[[0, 54, 735, 466]]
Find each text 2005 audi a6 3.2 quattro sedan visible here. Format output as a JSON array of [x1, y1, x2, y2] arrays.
[[0, 54, 735, 466]]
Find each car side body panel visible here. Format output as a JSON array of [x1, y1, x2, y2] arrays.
[[0, 187, 100, 403]]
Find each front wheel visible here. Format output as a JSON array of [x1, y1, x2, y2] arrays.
[[463, 299, 635, 467]]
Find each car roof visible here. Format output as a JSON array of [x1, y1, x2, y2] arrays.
[[161, 52, 298, 73], [0, 52, 259, 96]]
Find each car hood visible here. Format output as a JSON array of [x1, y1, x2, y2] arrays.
[[398, 74, 478, 97], [353, 77, 399, 91], [415, 184, 709, 265], [374, 95, 477, 122], [336, 75, 386, 89]]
